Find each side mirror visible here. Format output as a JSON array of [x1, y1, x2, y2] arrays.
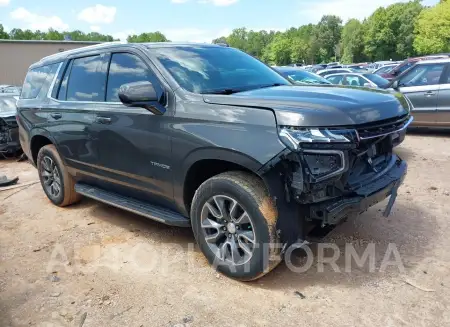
[[118, 81, 166, 115], [363, 83, 373, 88], [391, 80, 399, 89]]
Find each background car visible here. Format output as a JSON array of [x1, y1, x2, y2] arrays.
[[373, 64, 398, 75], [317, 68, 354, 76], [0, 93, 21, 156], [391, 58, 450, 127], [325, 73, 391, 89], [381, 55, 448, 81], [274, 67, 331, 85]]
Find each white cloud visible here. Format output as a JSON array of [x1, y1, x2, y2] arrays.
[[10, 7, 68, 30], [90, 25, 101, 32], [112, 29, 136, 41], [198, 0, 239, 5], [300, 0, 438, 23], [77, 5, 116, 24], [0, 0, 10, 6]]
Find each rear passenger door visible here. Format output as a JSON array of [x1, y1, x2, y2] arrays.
[[47, 54, 106, 176], [88, 51, 174, 209], [398, 63, 446, 126]]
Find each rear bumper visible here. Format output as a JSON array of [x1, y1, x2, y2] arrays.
[[308, 156, 407, 225]]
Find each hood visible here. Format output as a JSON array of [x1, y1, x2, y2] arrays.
[[202, 85, 410, 127]]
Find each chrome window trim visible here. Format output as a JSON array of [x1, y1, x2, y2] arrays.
[[46, 62, 63, 99]]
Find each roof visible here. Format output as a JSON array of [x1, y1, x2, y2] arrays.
[[415, 58, 450, 65], [0, 39, 101, 45], [32, 41, 226, 68], [144, 42, 222, 48]]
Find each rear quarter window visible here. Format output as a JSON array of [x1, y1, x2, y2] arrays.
[[21, 63, 59, 99]]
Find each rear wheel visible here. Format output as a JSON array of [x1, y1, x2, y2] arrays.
[[191, 171, 281, 281], [37, 144, 81, 207]]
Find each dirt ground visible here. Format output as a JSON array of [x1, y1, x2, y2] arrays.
[[1, 132, 450, 327]]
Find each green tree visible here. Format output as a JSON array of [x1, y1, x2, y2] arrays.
[[365, 0, 422, 60], [341, 19, 365, 63], [127, 31, 168, 43], [261, 34, 291, 65], [414, 0, 450, 54], [314, 15, 343, 62], [0, 24, 9, 39]]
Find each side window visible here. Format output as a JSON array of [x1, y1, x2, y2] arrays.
[[66, 55, 105, 101], [106, 52, 160, 102], [327, 75, 343, 85], [345, 75, 365, 86], [21, 63, 59, 99], [399, 64, 445, 87]]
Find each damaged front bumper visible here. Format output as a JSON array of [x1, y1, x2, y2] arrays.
[[259, 115, 411, 246], [308, 155, 406, 225]]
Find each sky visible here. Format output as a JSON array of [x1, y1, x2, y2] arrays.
[[0, 0, 440, 42]]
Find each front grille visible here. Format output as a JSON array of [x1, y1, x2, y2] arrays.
[[356, 115, 410, 140]]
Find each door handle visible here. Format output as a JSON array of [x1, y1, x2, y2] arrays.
[[425, 91, 436, 96], [96, 116, 112, 124], [50, 113, 62, 120]]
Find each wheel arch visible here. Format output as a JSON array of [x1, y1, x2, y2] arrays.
[[29, 129, 58, 166], [176, 148, 265, 216]]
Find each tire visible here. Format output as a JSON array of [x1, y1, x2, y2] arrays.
[[191, 171, 281, 281], [37, 144, 81, 207]]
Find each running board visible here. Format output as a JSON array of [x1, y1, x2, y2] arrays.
[[74, 183, 190, 227]]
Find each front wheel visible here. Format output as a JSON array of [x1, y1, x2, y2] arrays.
[[191, 171, 281, 281]]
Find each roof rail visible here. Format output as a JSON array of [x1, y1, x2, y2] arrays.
[[38, 41, 127, 63]]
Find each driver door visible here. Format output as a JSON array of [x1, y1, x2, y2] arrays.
[[398, 63, 446, 126]]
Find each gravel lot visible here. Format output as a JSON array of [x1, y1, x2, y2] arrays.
[[1, 132, 450, 327]]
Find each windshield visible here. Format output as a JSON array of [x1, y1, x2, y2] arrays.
[[376, 65, 396, 74], [363, 74, 390, 88], [282, 70, 330, 85], [151, 46, 290, 94], [0, 97, 17, 113]]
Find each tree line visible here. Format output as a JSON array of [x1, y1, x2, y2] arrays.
[[0, 0, 448, 65], [214, 0, 450, 65]]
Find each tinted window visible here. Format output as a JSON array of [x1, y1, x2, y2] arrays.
[[21, 63, 59, 99], [66, 56, 105, 101], [399, 64, 445, 87], [106, 53, 160, 102], [152, 46, 289, 94]]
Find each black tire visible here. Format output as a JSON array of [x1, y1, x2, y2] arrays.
[[191, 171, 281, 281], [37, 144, 81, 207]]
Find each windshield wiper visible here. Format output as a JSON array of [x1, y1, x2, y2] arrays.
[[254, 83, 285, 89], [202, 88, 243, 95]]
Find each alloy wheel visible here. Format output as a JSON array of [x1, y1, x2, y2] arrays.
[[200, 195, 256, 265], [40, 156, 61, 198]]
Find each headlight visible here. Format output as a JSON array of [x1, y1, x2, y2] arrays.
[[278, 127, 357, 151]]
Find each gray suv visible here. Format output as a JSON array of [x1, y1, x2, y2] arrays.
[[17, 42, 411, 280]]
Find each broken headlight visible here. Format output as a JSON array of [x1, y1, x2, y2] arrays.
[[278, 127, 357, 151]]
